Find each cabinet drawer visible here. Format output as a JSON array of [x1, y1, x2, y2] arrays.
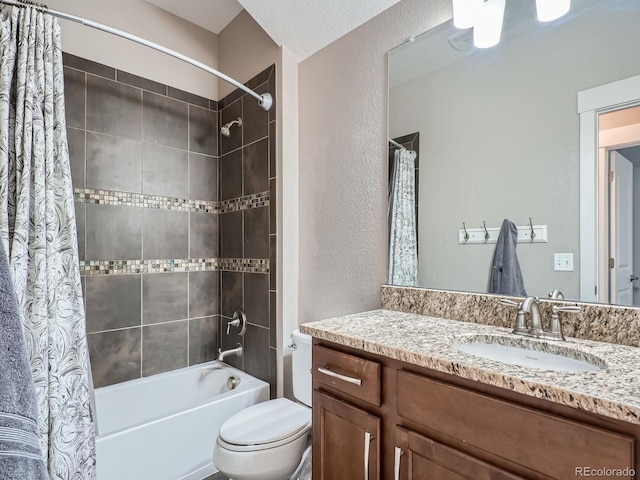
[[313, 345, 381, 406], [397, 370, 634, 479]]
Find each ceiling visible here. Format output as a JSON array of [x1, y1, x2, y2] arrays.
[[146, 0, 244, 35], [146, 0, 401, 62]]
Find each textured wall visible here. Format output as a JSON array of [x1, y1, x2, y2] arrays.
[[47, 0, 219, 99], [218, 11, 281, 99], [297, 0, 451, 323]]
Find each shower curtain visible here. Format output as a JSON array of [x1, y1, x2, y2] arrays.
[[0, 5, 96, 480], [388, 148, 418, 286]]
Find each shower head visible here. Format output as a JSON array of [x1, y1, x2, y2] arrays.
[[221, 117, 242, 137]]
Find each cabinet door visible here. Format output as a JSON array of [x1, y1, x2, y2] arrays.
[[313, 389, 381, 480], [397, 370, 635, 478], [395, 427, 527, 480]]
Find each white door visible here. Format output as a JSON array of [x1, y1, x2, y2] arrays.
[[610, 151, 634, 305]]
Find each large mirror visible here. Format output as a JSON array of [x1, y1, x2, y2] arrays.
[[387, 0, 640, 305]]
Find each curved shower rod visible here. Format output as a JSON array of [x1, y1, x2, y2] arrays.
[[0, 0, 273, 111]]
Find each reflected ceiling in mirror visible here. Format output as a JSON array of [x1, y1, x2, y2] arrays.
[[387, 0, 640, 305]]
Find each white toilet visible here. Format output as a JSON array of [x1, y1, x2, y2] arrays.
[[212, 329, 312, 480]]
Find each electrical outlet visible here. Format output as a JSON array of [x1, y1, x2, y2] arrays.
[[554, 253, 574, 271]]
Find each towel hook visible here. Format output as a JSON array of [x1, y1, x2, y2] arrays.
[[529, 217, 536, 240], [482, 221, 489, 242], [462, 222, 469, 242]]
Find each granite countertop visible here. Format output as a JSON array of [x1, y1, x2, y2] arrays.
[[300, 309, 640, 425]]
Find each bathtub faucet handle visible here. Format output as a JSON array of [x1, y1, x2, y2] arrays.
[[226, 309, 247, 336]]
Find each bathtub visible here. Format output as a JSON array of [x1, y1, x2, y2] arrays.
[[95, 361, 270, 480]]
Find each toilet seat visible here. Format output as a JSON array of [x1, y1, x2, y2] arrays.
[[217, 426, 309, 453], [217, 398, 311, 453]]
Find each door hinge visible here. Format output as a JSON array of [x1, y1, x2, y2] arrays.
[[609, 171, 615, 182], [594, 285, 597, 295], [609, 258, 615, 268]]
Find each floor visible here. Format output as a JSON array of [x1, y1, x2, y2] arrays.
[[203, 473, 229, 480]]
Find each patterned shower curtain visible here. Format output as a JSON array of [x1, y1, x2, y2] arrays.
[[0, 5, 96, 480], [388, 148, 418, 286]]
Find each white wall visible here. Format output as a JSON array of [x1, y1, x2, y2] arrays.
[[47, 0, 219, 99], [297, 0, 452, 322]]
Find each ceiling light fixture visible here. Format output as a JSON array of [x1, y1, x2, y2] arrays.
[[452, 0, 483, 29], [536, 0, 571, 22], [452, 0, 571, 48], [473, 0, 506, 48]]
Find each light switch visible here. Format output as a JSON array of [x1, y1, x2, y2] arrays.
[[554, 253, 574, 271]]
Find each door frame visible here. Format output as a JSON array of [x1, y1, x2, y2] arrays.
[[578, 74, 640, 302]]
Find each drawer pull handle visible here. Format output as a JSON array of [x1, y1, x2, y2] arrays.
[[394, 446, 404, 480], [317, 367, 362, 386], [364, 431, 373, 480]]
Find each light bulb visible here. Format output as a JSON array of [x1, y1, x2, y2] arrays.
[[452, 0, 483, 29], [536, 0, 571, 22], [473, 0, 506, 48]]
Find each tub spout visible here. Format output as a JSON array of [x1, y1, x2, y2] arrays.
[[218, 343, 243, 361]]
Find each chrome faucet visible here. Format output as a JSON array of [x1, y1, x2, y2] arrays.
[[519, 296, 544, 335], [548, 289, 565, 300], [500, 297, 581, 341], [218, 343, 243, 361]]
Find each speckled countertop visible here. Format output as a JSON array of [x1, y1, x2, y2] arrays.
[[300, 309, 640, 425]]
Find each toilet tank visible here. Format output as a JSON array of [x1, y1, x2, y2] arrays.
[[291, 329, 312, 407]]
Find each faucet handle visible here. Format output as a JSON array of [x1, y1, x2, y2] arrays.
[[226, 309, 247, 336], [548, 305, 581, 341], [500, 298, 529, 334], [499, 298, 520, 308], [552, 305, 581, 314]]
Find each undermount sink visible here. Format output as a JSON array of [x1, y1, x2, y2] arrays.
[[452, 336, 605, 372]]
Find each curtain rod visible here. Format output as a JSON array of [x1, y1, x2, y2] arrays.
[[0, 0, 273, 111], [389, 139, 406, 150]]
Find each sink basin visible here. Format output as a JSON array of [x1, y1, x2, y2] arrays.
[[453, 336, 604, 372]]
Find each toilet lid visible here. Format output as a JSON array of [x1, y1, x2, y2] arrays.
[[219, 398, 311, 446]]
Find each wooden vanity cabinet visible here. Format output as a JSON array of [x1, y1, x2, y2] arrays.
[[312, 339, 640, 480], [312, 343, 383, 479]]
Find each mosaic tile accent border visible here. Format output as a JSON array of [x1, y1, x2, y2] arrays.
[[80, 258, 269, 276], [218, 258, 269, 273], [219, 192, 270, 214], [74, 188, 269, 215]]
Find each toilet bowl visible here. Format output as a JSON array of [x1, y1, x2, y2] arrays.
[[213, 329, 312, 480], [212, 397, 310, 480]]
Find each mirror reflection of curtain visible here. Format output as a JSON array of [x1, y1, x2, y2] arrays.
[[388, 148, 418, 285]]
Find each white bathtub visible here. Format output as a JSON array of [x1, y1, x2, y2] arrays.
[[95, 361, 270, 480]]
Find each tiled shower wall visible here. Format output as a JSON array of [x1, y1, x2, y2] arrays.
[[217, 66, 277, 398], [63, 53, 277, 394]]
